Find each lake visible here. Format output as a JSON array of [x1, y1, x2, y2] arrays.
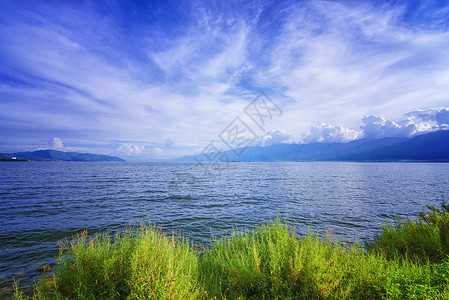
[[1, 161, 448, 295]]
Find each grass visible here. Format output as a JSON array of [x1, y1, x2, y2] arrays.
[[14, 202, 449, 299], [367, 202, 449, 262], [29, 225, 203, 300]]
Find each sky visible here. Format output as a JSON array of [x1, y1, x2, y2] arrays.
[[1, 0, 449, 160]]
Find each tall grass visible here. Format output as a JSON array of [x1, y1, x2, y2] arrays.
[[29, 226, 202, 299], [127, 226, 201, 299], [368, 201, 449, 262], [200, 220, 448, 299], [14, 204, 449, 299]]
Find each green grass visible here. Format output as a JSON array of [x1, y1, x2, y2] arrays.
[[14, 203, 449, 299], [200, 222, 448, 299], [26, 226, 202, 299], [367, 201, 449, 263]]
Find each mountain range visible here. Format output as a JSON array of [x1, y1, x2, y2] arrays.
[[1, 150, 125, 162], [176, 130, 449, 162], [2, 131, 448, 163]]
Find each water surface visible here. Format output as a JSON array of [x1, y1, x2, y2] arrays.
[[1, 161, 448, 295]]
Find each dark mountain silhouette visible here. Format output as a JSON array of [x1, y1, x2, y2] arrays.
[[0, 154, 28, 161], [345, 130, 449, 161], [2, 150, 125, 162]]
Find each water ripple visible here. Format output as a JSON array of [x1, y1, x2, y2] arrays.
[[0, 161, 448, 294]]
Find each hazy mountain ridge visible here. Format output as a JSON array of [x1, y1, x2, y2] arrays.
[[177, 131, 449, 162], [2, 150, 125, 162]]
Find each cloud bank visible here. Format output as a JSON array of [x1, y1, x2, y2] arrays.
[[301, 123, 360, 143], [115, 144, 163, 157], [299, 107, 449, 143], [32, 107, 449, 155], [362, 107, 449, 139], [258, 130, 292, 147]]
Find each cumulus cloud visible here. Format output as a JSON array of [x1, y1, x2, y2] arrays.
[[115, 144, 163, 157], [362, 107, 449, 139], [361, 115, 417, 139], [297, 107, 449, 143], [405, 108, 449, 126], [47, 137, 64, 150], [301, 123, 360, 143], [116, 144, 144, 155], [36, 137, 74, 151], [258, 130, 293, 147]]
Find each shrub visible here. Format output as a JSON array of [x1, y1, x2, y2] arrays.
[[368, 202, 449, 262], [199, 219, 447, 299], [30, 226, 201, 299]]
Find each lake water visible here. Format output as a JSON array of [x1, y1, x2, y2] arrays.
[[1, 161, 449, 295]]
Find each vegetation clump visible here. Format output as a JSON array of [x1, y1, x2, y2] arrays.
[[14, 203, 449, 299], [368, 201, 449, 262]]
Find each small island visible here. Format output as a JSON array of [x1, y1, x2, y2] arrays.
[[0, 154, 28, 162], [0, 150, 125, 162]]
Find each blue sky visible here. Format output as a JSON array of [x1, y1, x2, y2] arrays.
[[1, 0, 449, 160]]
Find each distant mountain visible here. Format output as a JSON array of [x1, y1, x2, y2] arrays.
[[176, 130, 449, 162], [2, 150, 125, 162], [346, 130, 449, 161]]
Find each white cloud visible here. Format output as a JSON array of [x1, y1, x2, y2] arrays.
[[115, 144, 144, 156], [405, 108, 449, 125], [361, 115, 416, 139], [35, 137, 74, 152], [258, 129, 293, 147], [299, 108, 449, 143], [362, 107, 449, 139], [301, 122, 360, 143], [115, 144, 163, 157], [47, 137, 64, 150], [149, 147, 164, 156]]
